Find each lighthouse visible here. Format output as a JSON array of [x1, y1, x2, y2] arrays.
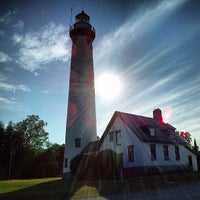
[[63, 11, 97, 175]]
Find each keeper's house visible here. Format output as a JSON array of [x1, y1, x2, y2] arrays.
[[94, 108, 198, 176]]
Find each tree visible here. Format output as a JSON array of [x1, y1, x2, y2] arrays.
[[0, 116, 49, 179], [35, 143, 64, 177], [6, 121, 16, 179], [0, 121, 6, 153], [0, 116, 65, 179], [15, 115, 49, 150], [193, 139, 199, 153], [180, 131, 192, 147], [0, 121, 22, 179], [0, 121, 7, 179]]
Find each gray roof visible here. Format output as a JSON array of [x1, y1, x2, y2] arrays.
[[100, 111, 186, 146], [81, 140, 100, 154]]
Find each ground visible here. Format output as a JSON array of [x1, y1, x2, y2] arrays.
[[105, 182, 200, 200], [0, 172, 200, 199]]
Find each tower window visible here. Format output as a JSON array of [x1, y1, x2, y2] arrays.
[[128, 145, 134, 162], [163, 145, 169, 160], [75, 138, 81, 148], [150, 144, 156, 161], [64, 158, 68, 168]]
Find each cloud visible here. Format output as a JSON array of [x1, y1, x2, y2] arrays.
[[94, 0, 187, 64], [0, 96, 16, 105], [0, 96, 25, 112], [42, 90, 50, 94], [94, 0, 200, 138], [0, 81, 31, 92], [0, 8, 18, 24], [34, 71, 40, 76], [0, 51, 12, 63], [0, 9, 24, 32], [12, 22, 71, 73], [0, 30, 5, 36], [12, 33, 23, 44], [0, 73, 7, 81], [13, 20, 24, 30], [3, 67, 14, 73]]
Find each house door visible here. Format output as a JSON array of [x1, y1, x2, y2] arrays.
[[188, 156, 193, 169]]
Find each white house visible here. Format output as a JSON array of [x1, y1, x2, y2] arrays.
[[82, 109, 198, 177]]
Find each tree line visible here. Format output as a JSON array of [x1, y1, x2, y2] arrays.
[[0, 115, 64, 180]]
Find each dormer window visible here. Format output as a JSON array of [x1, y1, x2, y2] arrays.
[[149, 128, 156, 136]]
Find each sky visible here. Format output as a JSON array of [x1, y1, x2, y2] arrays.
[[0, 0, 200, 145]]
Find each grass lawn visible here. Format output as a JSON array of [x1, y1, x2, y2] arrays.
[[0, 177, 61, 194], [0, 172, 200, 200]]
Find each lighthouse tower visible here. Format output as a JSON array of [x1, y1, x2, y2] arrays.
[[63, 11, 97, 175]]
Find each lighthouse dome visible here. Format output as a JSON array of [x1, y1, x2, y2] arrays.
[[76, 11, 90, 23]]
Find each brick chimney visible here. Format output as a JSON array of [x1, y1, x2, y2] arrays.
[[153, 108, 163, 123]]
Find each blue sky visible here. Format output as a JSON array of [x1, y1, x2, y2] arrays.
[[0, 0, 200, 145]]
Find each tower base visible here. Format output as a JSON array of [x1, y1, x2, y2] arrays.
[[62, 172, 74, 180]]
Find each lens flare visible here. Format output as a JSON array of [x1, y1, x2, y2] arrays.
[[163, 107, 173, 123]]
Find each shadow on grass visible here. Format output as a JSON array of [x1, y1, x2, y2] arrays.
[[0, 178, 87, 200], [0, 178, 127, 200], [0, 172, 200, 200]]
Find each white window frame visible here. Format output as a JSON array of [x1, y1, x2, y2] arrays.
[[109, 131, 114, 142], [116, 130, 121, 146]]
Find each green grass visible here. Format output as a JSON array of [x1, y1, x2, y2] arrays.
[[0, 177, 61, 194], [0, 177, 102, 200], [0, 172, 200, 200]]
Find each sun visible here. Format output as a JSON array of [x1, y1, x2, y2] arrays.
[[95, 73, 122, 101]]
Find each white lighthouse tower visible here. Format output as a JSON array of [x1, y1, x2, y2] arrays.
[[63, 11, 97, 175]]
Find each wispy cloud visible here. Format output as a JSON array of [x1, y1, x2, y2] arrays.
[[0, 96, 27, 112], [94, 0, 187, 64], [12, 22, 71, 73], [13, 19, 24, 30], [0, 30, 5, 36], [3, 67, 14, 73], [0, 51, 12, 63], [94, 0, 200, 139], [0, 8, 18, 24], [0, 81, 31, 92], [0, 96, 16, 105], [12, 33, 23, 44], [41, 90, 50, 94]]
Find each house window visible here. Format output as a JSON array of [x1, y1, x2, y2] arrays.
[[188, 156, 193, 168], [109, 131, 114, 142], [64, 158, 68, 168], [149, 128, 156, 136], [163, 145, 169, 160], [150, 144, 156, 161], [128, 145, 134, 162], [75, 138, 81, 148], [116, 130, 121, 146], [175, 146, 180, 160]]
